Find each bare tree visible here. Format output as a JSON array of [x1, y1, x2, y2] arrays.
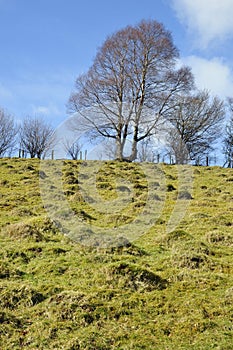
[[223, 116, 233, 167], [95, 139, 117, 160], [63, 138, 82, 160], [20, 116, 55, 159], [166, 90, 225, 164], [68, 19, 194, 161], [137, 137, 156, 162], [228, 97, 233, 113], [0, 108, 18, 157], [223, 98, 233, 167], [166, 131, 190, 164]]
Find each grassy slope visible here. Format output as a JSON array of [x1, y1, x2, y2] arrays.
[[0, 158, 232, 349]]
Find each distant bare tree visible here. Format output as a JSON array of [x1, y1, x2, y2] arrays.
[[137, 138, 156, 162], [0, 108, 18, 157], [166, 130, 190, 164], [20, 116, 55, 159], [228, 97, 233, 113], [96, 139, 117, 160], [63, 139, 82, 160], [68, 19, 193, 161], [166, 90, 225, 164], [223, 98, 233, 167]]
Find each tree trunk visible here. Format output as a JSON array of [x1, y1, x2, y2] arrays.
[[128, 139, 138, 162], [115, 138, 124, 161]]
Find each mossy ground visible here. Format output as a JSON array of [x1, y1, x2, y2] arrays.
[[0, 158, 232, 349]]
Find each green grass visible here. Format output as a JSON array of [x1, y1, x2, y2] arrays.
[[0, 158, 233, 349]]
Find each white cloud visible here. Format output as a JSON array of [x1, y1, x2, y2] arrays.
[[172, 0, 233, 48], [181, 56, 233, 98], [31, 103, 61, 117], [0, 70, 73, 123]]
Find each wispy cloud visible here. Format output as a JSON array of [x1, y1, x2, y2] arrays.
[[180, 56, 233, 98], [172, 0, 233, 48], [0, 69, 74, 124], [30, 103, 61, 117]]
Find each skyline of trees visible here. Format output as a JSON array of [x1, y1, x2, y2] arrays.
[[0, 104, 230, 165]]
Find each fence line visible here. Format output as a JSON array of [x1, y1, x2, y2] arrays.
[[3, 149, 232, 167]]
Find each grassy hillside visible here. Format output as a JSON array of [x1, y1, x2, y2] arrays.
[[0, 158, 232, 349]]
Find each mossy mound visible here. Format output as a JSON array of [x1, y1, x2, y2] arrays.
[[107, 262, 168, 291], [0, 284, 46, 310], [4, 222, 45, 242], [171, 240, 213, 269]]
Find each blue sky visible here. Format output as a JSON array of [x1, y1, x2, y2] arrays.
[[1, 0, 233, 127]]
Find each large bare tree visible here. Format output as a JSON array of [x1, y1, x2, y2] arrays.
[[166, 90, 225, 164], [20, 116, 55, 159], [0, 108, 18, 157], [68, 19, 193, 161]]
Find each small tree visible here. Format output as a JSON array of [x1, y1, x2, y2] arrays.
[[63, 138, 82, 160], [137, 137, 156, 162], [166, 130, 190, 164], [223, 99, 233, 167], [223, 117, 233, 167], [20, 116, 54, 159], [96, 139, 117, 160], [0, 108, 18, 157], [166, 90, 225, 164]]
